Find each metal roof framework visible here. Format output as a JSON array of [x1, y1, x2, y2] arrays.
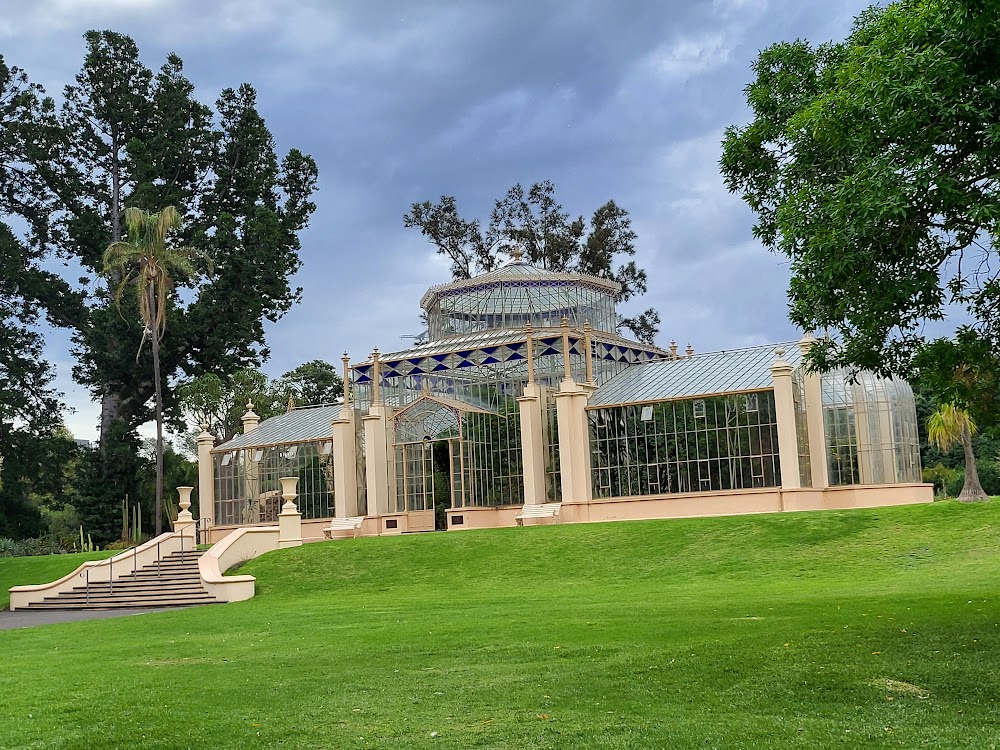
[[212, 404, 342, 453], [419, 261, 621, 310], [588, 343, 803, 408]]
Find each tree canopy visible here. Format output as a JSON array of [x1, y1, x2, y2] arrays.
[[277, 360, 344, 407], [178, 361, 342, 445], [404, 181, 660, 343], [720, 0, 1000, 394], [0, 31, 318, 448]]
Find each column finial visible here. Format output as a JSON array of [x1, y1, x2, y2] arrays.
[[371, 347, 382, 405], [341, 352, 351, 406], [561, 316, 573, 381]]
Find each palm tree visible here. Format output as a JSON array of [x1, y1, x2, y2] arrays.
[[104, 206, 199, 535], [926, 403, 989, 503]]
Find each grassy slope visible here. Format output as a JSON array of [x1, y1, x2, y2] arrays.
[[1, 501, 999, 749], [0, 551, 115, 609]]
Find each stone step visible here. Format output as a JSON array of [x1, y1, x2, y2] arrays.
[[116, 570, 202, 580], [23, 598, 217, 610], [42, 592, 218, 605], [59, 581, 205, 598], [40, 586, 217, 601], [20, 545, 220, 611]]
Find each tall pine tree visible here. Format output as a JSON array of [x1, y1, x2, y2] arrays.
[[0, 33, 318, 510]]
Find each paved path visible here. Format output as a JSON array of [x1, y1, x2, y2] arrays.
[[0, 607, 185, 630]]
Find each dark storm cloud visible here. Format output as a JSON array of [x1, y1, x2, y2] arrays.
[[0, 0, 874, 438]]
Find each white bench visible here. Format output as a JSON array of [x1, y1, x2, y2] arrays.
[[514, 503, 561, 526], [322, 516, 365, 539]]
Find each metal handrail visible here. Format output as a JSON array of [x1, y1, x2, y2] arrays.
[[78, 530, 190, 605]]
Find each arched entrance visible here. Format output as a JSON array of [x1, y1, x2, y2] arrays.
[[392, 396, 480, 526]]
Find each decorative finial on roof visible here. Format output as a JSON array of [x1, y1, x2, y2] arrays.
[[246, 398, 254, 411], [686, 343, 694, 359], [286, 393, 296, 412], [670, 340, 678, 360], [510, 247, 524, 263], [775, 346, 786, 359], [798, 332, 817, 354]]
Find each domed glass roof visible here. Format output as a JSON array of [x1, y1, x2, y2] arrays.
[[421, 260, 622, 341]]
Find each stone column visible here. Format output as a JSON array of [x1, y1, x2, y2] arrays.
[[518, 383, 547, 505], [277, 476, 302, 548], [363, 405, 391, 519], [770, 349, 801, 489], [554, 319, 593, 504], [362, 348, 390, 522], [196, 426, 215, 528], [799, 334, 829, 489], [332, 410, 360, 518], [555, 379, 593, 504], [332, 352, 360, 518]]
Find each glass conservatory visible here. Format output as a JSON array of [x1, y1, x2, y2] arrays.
[[211, 405, 341, 526], [200, 256, 932, 541], [348, 257, 663, 515], [586, 343, 924, 506]]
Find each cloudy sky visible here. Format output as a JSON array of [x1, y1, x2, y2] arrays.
[[2, 0, 876, 441]]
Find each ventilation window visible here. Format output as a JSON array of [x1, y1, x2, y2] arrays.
[[320, 441, 333, 456], [452, 515, 464, 526], [640, 405, 654, 422], [385, 519, 398, 530], [253, 449, 264, 461], [693, 399, 706, 419], [745, 393, 759, 413], [284, 445, 298, 460], [220, 452, 233, 466]]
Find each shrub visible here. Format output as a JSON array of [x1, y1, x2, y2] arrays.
[[0, 538, 26, 557], [0, 536, 77, 557], [924, 464, 961, 496], [945, 459, 1000, 498]]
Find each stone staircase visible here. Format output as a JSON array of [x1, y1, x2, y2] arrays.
[[19, 550, 220, 610]]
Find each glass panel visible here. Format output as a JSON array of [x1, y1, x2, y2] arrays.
[[214, 440, 335, 525], [821, 370, 922, 486], [588, 391, 782, 499]]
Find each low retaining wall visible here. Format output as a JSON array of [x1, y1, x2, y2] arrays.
[[199, 526, 281, 603], [198, 482, 934, 544], [442, 483, 933, 530], [205, 517, 354, 545]]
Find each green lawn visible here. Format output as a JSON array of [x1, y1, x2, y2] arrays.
[[0, 550, 115, 610], [1, 501, 999, 749]]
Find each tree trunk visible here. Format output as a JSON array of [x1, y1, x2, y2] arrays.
[[98, 388, 125, 459], [111, 134, 122, 243], [100, 135, 124, 460], [149, 281, 165, 534], [958, 422, 988, 503]]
